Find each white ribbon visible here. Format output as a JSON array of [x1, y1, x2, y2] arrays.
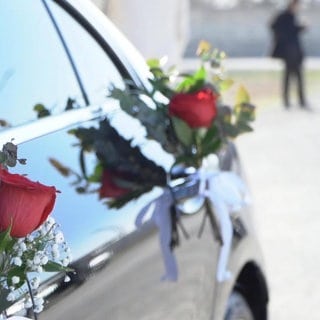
[[135, 155, 249, 283], [199, 154, 249, 282], [135, 189, 178, 281]]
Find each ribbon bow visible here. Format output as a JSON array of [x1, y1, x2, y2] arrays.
[[136, 155, 249, 282]]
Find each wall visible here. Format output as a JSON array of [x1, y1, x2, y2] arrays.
[[91, 0, 191, 65]]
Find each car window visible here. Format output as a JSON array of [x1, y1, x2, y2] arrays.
[[14, 120, 152, 262], [47, 1, 125, 106], [0, 1, 85, 128]]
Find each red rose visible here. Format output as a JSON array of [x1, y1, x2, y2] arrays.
[[99, 170, 130, 199], [0, 167, 58, 237], [169, 88, 218, 128]]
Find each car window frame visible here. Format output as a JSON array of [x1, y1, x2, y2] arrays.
[[46, 0, 138, 105]]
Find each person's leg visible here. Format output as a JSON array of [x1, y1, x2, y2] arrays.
[[283, 61, 291, 108], [296, 63, 306, 107]]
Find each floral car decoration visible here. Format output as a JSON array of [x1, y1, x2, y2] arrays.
[[50, 42, 255, 282], [0, 142, 71, 318], [61, 42, 255, 209]]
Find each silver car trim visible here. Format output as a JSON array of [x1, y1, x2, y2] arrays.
[[0, 100, 119, 145]]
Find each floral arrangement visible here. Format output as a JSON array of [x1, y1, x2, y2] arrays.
[[39, 41, 256, 283], [0, 142, 71, 318], [65, 42, 255, 208]]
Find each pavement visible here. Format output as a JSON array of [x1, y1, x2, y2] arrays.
[[180, 57, 320, 318], [236, 102, 320, 319]]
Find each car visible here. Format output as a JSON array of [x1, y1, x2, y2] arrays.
[[0, 0, 269, 319]]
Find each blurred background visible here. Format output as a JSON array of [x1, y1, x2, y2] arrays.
[[91, 0, 320, 319], [91, 0, 320, 63]]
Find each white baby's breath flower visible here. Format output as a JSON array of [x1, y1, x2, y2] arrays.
[[36, 266, 43, 273], [31, 277, 40, 289], [11, 276, 20, 285], [46, 216, 55, 228], [33, 255, 41, 265], [54, 231, 64, 244], [52, 243, 59, 251], [26, 234, 34, 242], [65, 247, 71, 255], [34, 305, 44, 313], [62, 257, 70, 267], [52, 247, 60, 259], [34, 296, 44, 307], [12, 256, 22, 266], [19, 241, 27, 251], [39, 226, 47, 236], [16, 249, 24, 257], [27, 259, 34, 268], [41, 255, 49, 265], [7, 291, 16, 301]]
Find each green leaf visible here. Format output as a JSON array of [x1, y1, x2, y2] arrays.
[[7, 266, 27, 286], [88, 163, 103, 183], [235, 85, 250, 105], [201, 125, 219, 148], [0, 226, 12, 253], [43, 261, 73, 273], [219, 78, 234, 92], [0, 151, 6, 164], [236, 121, 254, 134], [194, 66, 206, 81], [33, 103, 51, 118], [201, 139, 222, 157], [171, 117, 193, 147], [147, 58, 161, 69], [176, 67, 206, 93]]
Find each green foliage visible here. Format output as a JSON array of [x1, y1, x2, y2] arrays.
[[0, 227, 13, 254], [43, 261, 73, 273], [61, 42, 256, 208], [236, 85, 251, 105], [0, 142, 26, 167], [218, 78, 234, 92], [109, 85, 177, 154], [33, 103, 50, 118], [68, 119, 167, 207], [171, 116, 193, 147], [176, 66, 206, 93]]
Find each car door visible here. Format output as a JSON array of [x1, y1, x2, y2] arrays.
[[0, 1, 222, 319]]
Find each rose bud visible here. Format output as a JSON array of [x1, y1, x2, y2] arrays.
[[169, 88, 218, 128], [0, 167, 58, 237], [99, 170, 130, 199]]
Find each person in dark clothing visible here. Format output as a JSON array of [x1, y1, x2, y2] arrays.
[[270, 0, 308, 109]]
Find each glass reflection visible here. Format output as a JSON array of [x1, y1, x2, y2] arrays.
[[0, 1, 84, 127]]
